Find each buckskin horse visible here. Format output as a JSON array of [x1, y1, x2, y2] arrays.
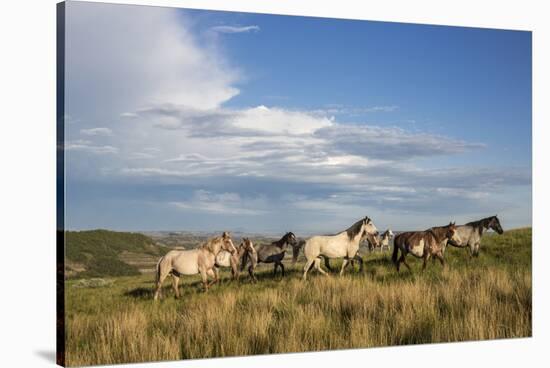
[[302, 216, 378, 280], [153, 232, 237, 300], [322, 230, 380, 272]]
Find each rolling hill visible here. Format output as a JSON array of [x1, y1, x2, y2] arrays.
[[64, 230, 170, 278]]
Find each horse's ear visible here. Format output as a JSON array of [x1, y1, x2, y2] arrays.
[[222, 231, 230, 239]]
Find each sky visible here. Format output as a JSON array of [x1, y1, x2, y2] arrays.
[[63, 1, 532, 234]]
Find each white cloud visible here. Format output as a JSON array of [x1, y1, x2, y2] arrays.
[[120, 112, 139, 118], [65, 140, 118, 154], [313, 105, 399, 115], [66, 2, 239, 115], [170, 190, 266, 215], [80, 127, 112, 136], [210, 25, 260, 34]]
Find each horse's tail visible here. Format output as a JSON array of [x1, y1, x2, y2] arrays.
[[155, 257, 163, 284], [391, 237, 400, 264]]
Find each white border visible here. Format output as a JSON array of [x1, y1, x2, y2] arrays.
[[1, 1, 547, 367]]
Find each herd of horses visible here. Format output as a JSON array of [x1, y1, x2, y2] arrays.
[[153, 215, 504, 300]]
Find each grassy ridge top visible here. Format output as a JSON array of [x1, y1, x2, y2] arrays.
[[65, 229, 168, 278], [65, 227, 532, 366]]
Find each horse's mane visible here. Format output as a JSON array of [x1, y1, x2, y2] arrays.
[[272, 232, 294, 248], [466, 216, 496, 229], [428, 225, 448, 239], [200, 235, 222, 252], [345, 217, 369, 240], [381, 230, 390, 238]]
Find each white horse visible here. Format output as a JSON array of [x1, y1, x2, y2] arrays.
[[302, 216, 378, 280], [153, 232, 237, 300]]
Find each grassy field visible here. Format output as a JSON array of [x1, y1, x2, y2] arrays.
[[64, 228, 531, 366]]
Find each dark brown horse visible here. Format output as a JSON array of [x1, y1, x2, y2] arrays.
[[392, 222, 460, 272]]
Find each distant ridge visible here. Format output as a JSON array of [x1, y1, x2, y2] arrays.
[[65, 229, 168, 278]]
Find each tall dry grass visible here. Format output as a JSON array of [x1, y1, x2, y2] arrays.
[[64, 228, 531, 366]]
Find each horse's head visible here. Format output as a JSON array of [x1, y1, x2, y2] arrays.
[[387, 229, 394, 239], [362, 216, 378, 235], [221, 231, 237, 255], [241, 237, 256, 254], [367, 231, 380, 248], [285, 232, 298, 246], [489, 215, 504, 234], [445, 222, 461, 243]]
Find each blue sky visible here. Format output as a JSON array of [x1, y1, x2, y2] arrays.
[[64, 1, 531, 234]]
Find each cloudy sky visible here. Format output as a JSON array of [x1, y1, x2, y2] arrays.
[[64, 1, 531, 234]]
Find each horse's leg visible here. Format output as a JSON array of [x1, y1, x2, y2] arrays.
[[230, 256, 238, 281], [468, 243, 475, 258], [474, 243, 480, 257], [354, 254, 364, 272], [154, 265, 170, 301], [207, 268, 219, 287], [400, 253, 412, 272], [422, 254, 430, 272], [396, 250, 404, 272], [436, 252, 445, 267], [339, 258, 349, 276], [171, 274, 180, 299], [199, 268, 209, 292], [279, 262, 285, 277], [273, 263, 278, 276], [248, 265, 257, 283], [303, 259, 315, 281], [314, 258, 329, 276], [324, 256, 334, 273]]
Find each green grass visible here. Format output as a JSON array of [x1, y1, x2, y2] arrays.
[[65, 229, 168, 278], [64, 228, 531, 366]]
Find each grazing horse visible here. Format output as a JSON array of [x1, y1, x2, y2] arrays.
[[323, 231, 380, 272], [379, 229, 394, 251], [252, 232, 298, 278], [392, 222, 461, 272], [153, 232, 237, 300], [302, 216, 378, 280], [216, 237, 258, 282], [445, 215, 504, 257]]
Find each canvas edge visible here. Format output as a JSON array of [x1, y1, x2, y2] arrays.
[[56, 1, 66, 367]]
